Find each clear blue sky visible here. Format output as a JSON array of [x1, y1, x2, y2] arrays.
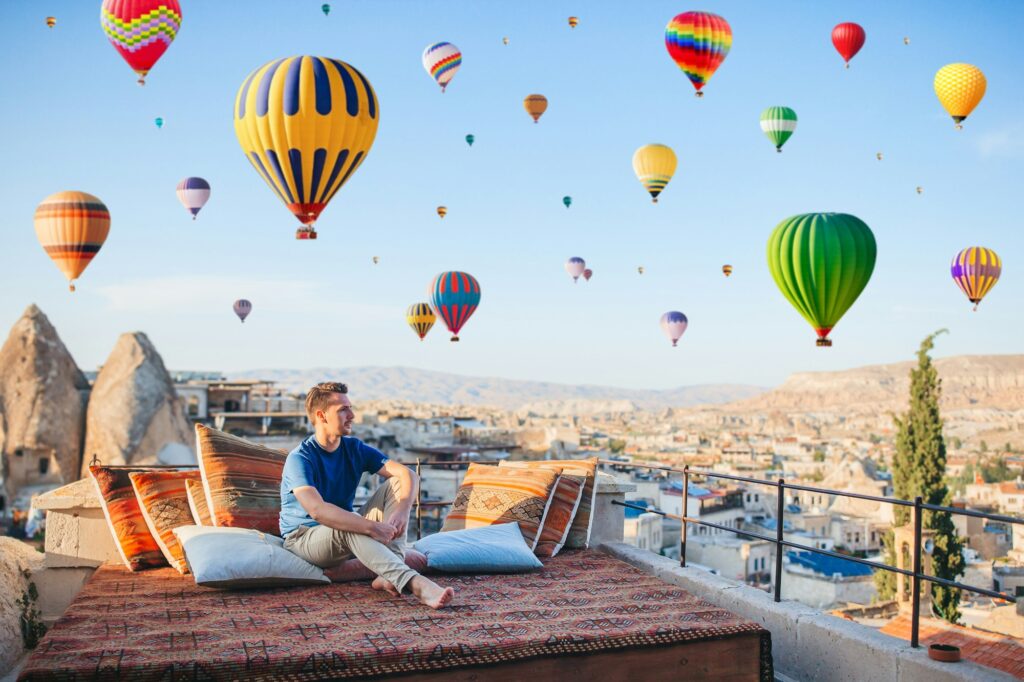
[[0, 0, 1020, 390]]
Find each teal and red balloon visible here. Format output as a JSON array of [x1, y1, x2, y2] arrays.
[[428, 271, 481, 342]]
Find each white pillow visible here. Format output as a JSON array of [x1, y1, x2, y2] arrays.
[[413, 523, 543, 572], [173, 525, 329, 588]]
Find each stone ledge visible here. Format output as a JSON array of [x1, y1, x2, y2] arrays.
[[31, 479, 100, 510], [599, 542, 1015, 682], [595, 472, 637, 494]]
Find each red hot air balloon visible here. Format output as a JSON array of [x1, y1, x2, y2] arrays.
[[583, 268, 593, 282], [831, 22, 865, 68]]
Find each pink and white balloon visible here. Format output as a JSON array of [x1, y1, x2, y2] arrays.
[[660, 311, 688, 346], [233, 299, 252, 323], [565, 257, 586, 283], [176, 177, 210, 220]]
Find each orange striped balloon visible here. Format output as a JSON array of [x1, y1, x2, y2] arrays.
[[34, 191, 110, 291]]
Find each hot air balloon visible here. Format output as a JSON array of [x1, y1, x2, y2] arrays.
[[176, 177, 210, 220], [760, 107, 797, 152], [524, 94, 547, 123], [46, 16, 56, 28], [233, 299, 252, 323], [155, 117, 163, 129], [372, 256, 380, 265], [437, 206, 447, 219], [428, 271, 481, 342], [660, 311, 688, 347], [632, 144, 677, 203], [563, 196, 572, 209], [665, 12, 732, 97], [34, 191, 110, 292], [722, 264, 733, 277], [422, 42, 461, 93], [876, 152, 883, 161], [406, 303, 436, 341], [234, 56, 379, 241], [565, 257, 586, 283], [638, 266, 645, 275], [951, 247, 1001, 311], [100, 0, 182, 85], [465, 134, 474, 147], [831, 22, 865, 68], [916, 186, 923, 194], [934, 64, 986, 129], [904, 37, 910, 45], [766, 213, 876, 347], [583, 268, 593, 281], [321, 3, 330, 16], [568, 16, 579, 29], [502, 37, 509, 45]]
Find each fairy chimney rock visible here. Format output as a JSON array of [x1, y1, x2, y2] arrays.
[[81, 332, 192, 473], [0, 304, 89, 489]]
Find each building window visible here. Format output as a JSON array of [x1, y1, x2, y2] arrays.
[[38, 458, 49, 475], [754, 494, 759, 503], [15, 449, 23, 457]]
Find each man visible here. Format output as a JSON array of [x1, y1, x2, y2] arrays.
[[280, 382, 454, 609]]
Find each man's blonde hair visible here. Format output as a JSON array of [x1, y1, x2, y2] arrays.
[[305, 382, 348, 420]]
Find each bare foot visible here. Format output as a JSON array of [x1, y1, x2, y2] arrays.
[[409, 576, 454, 610], [371, 576, 400, 596], [324, 558, 375, 583]]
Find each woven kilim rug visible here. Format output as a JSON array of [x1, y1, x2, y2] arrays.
[[19, 550, 772, 681]]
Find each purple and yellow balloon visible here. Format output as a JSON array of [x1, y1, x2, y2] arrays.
[[660, 311, 688, 347], [565, 257, 586, 283], [233, 299, 252, 323], [951, 247, 1001, 311]]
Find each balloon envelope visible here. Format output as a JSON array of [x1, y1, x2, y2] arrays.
[[951, 247, 1001, 309], [831, 22, 865, 66], [155, 117, 163, 129], [568, 16, 579, 28], [176, 177, 210, 219], [565, 257, 585, 282], [934, 64, 986, 128], [437, 206, 447, 219], [583, 268, 593, 281], [665, 12, 731, 95], [722, 264, 733, 277], [562, 196, 572, 208], [100, 0, 181, 85], [233, 299, 252, 322], [428, 271, 481, 341], [660, 311, 688, 347], [422, 42, 461, 92], [766, 213, 876, 346], [524, 94, 548, 122], [760, 107, 797, 152], [632, 144, 677, 203], [46, 16, 56, 28], [34, 191, 110, 292], [465, 134, 474, 146], [234, 56, 379, 237], [406, 302, 436, 340], [321, 3, 330, 16]]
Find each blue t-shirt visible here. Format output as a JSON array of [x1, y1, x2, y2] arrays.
[[279, 435, 389, 537]]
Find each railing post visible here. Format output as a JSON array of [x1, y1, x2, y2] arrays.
[[911, 496, 923, 648], [681, 465, 689, 568], [415, 458, 423, 541], [774, 478, 785, 602]]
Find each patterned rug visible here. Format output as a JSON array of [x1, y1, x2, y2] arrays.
[[20, 550, 772, 681]]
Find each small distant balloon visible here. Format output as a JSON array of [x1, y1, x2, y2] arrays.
[[951, 247, 1001, 311], [832, 22, 866, 68], [321, 3, 330, 16], [568, 16, 579, 29], [565, 257, 586, 283], [406, 303, 436, 341], [524, 94, 548, 123], [233, 299, 252, 323], [176, 177, 210, 220], [722, 264, 733, 277], [660, 311, 689, 347], [562, 196, 572, 209], [465, 134, 475, 147], [638, 266, 645, 275], [760, 107, 797, 152], [876, 152, 883, 161], [583, 268, 593, 281], [934, 63, 986, 130], [155, 117, 164, 129], [422, 42, 462, 93], [633, 144, 677, 203], [903, 36, 910, 45], [46, 16, 56, 28], [437, 206, 447, 219], [503, 37, 509, 45], [916, 186, 923, 194], [372, 256, 380, 265]]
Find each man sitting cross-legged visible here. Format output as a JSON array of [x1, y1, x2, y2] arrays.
[[280, 381, 454, 609]]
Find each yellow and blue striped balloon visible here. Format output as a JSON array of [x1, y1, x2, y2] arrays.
[[951, 247, 1001, 310], [234, 56, 379, 239], [406, 303, 436, 341]]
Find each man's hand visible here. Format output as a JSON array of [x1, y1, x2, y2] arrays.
[[365, 519, 399, 544], [385, 508, 409, 539]]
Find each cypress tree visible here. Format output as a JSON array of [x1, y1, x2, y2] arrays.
[[875, 331, 964, 622]]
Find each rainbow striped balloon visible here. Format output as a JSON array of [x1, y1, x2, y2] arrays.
[[951, 247, 1001, 310], [422, 42, 462, 93], [100, 0, 182, 85], [428, 271, 481, 342], [665, 11, 732, 96]]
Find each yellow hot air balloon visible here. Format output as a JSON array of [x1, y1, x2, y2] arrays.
[[46, 16, 56, 28], [632, 144, 677, 203], [34, 191, 111, 292], [234, 56, 380, 240], [437, 206, 447, 219], [722, 264, 733, 277], [406, 303, 436, 341], [568, 16, 579, 29], [934, 63, 986, 130], [524, 94, 548, 123]]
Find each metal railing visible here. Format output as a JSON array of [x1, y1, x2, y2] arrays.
[[407, 457, 1022, 649]]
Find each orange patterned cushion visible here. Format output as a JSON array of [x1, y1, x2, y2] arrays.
[[499, 462, 584, 557], [441, 463, 558, 550], [129, 470, 200, 574], [185, 479, 212, 526], [500, 458, 598, 548], [195, 424, 287, 534], [89, 466, 167, 571]]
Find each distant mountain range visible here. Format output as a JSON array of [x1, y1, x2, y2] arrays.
[[233, 366, 766, 411]]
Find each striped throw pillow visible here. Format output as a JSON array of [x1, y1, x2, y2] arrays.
[[185, 478, 213, 525], [499, 461, 585, 557], [90, 466, 167, 571], [440, 463, 558, 551], [129, 470, 200, 574], [499, 458, 598, 549], [195, 424, 287, 535]]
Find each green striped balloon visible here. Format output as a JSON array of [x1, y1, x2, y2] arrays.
[[766, 213, 876, 347], [760, 106, 797, 152]]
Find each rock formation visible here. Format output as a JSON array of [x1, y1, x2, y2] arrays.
[[0, 536, 44, 675], [0, 305, 90, 489], [81, 333, 193, 473]]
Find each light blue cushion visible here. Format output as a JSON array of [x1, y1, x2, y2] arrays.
[[173, 525, 329, 588], [412, 523, 543, 573]]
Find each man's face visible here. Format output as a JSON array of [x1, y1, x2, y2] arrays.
[[318, 393, 355, 436]]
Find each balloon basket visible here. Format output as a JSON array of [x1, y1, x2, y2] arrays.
[[816, 338, 833, 347], [295, 229, 318, 240], [450, 336, 460, 343], [652, 197, 658, 204], [695, 91, 704, 98], [69, 284, 76, 293], [776, 148, 783, 153]]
